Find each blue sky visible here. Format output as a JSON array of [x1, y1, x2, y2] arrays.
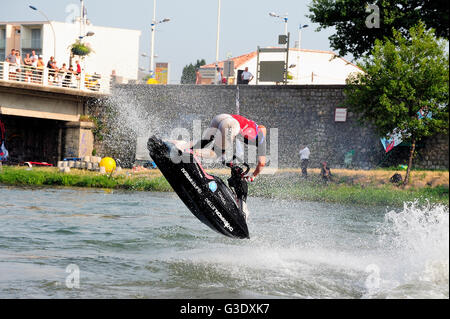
[[1, 0, 344, 83]]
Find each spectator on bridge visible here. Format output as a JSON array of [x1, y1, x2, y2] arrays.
[[47, 57, 58, 84], [37, 56, 45, 83], [76, 60, 81, 75], [5, 48, 16, 63], [64, 65, 75, 88], [5, 49, 17, 80], [58, 63, 68, 87], [14, 50, 22, 81], [31, 50, 38, 67], [23, 53, 33, 83], [30, 50, 38, 83]]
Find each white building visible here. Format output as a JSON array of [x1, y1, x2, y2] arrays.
[[200, 48, 363, 85], [0, 21, 141, 81]]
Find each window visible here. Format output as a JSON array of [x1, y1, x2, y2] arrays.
[[0, 28, 5, 61], [0, 28, 5, 47], [31, 28, 41, 49]]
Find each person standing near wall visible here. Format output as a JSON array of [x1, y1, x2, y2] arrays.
[[299, 145, 310, 178], [215, 66, 223, 85], [241, 67, 254, 84], [320, 161, 332, 184]]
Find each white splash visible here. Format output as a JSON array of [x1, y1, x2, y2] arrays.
[[374, 200, 449, 298]]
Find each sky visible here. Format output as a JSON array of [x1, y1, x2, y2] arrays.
[[1, 0, 345, 83]]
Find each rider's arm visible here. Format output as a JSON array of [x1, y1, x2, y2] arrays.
[[252, 155, 266, 178]]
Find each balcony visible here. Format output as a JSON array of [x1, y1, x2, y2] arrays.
[[0, 61, 111, 95], [21, 37, 42, 50]]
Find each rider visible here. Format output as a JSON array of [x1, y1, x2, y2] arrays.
[[191, 114, 266, 182]]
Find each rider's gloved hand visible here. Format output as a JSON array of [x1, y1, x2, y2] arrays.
[[243, 173, 255, 182]]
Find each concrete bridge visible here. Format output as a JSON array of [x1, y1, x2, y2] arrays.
[[0, 74, 108, 165]]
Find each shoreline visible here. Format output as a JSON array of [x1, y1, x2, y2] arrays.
[[0, 166, 448, 207]]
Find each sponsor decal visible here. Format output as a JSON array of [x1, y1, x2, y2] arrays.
[[205, 198, 234, 232], [217, 191, 227, 206], [208, 181, 217, 192], [181, 168, 202, 194]]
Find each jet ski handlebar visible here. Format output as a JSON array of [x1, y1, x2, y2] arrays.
[[225, 160, 250, 177]]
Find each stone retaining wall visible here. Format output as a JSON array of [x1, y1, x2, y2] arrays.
[[94, 84, 448, 170]]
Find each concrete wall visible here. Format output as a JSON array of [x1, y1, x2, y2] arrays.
[[100, 84, 448, 170], [0, 80, 105, 122], [0, 81, 104, 164], [64, 121, 95, 158]]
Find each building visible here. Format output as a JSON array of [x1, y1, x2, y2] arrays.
[[199, 48, 363, 85], [0, 21, 141, 81]]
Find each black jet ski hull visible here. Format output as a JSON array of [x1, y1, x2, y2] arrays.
[[147, 136, 249, 239]]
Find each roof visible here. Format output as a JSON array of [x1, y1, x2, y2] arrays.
[[0, 21, 141, 33], [201, 48, 362, 71], [201, 51, 257, 69]]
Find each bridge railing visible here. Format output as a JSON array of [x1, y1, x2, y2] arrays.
[[0, 61, 111, 94]]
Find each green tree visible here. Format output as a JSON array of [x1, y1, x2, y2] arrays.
[[344, 23, 449, 186], [308, 0, 449, 58], [180, 59, 206, 84]]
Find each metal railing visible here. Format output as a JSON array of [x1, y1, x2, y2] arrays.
[[0, 61, 111, 94]]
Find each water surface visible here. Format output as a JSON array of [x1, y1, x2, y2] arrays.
[[0, 186, 448, 299]]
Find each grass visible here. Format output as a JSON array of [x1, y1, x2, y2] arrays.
[[0, 166, 172, 192], [242, 172, 449, 207], [0, 166, 448, 207]]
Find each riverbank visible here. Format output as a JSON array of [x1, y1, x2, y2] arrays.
[[0, 166, 448, 206]]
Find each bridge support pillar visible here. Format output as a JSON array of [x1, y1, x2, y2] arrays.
[[64, 121, 95, 159]]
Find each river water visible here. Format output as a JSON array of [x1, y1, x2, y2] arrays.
[[0, 185, 448, 299]]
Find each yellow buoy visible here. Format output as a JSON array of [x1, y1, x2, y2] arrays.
[[146, 77, 159, 85], [99, 157, 116, 173]]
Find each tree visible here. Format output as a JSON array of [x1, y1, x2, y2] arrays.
[[344, 23, 449, 186], [180, 59, 206, 84], [308, 0, 449, 59]]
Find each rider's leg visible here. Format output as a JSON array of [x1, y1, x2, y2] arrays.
[[216, 117, 240, 162], [191, 114, 231, 150]]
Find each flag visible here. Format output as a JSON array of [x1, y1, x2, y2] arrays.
[[380, 108, 432, 152]]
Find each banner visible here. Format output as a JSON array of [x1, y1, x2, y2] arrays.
[[155, 63, 169, 84]]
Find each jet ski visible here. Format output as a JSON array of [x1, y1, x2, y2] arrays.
[[147, 136, 250, 239]]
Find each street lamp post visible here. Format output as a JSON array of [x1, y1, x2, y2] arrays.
[[298, 24, 309, 49], [215, 0, 221, 64], [78, 31, 95, 40], [296, 24, 309, 83], [214, 0, 221, 84], [29, 5, 56, 59], [150, 0, 156, 77], [269, 12, 288, 46], [149, 0, 170, 77]]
